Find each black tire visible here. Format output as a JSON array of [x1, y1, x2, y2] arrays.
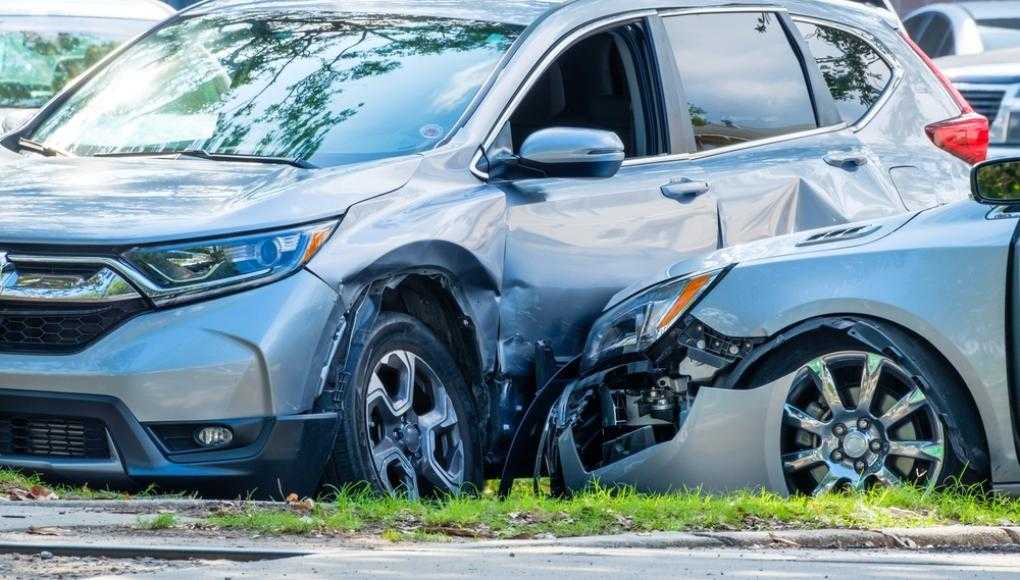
[[748, 319, 988, 494], [321, 313, 484, 497]]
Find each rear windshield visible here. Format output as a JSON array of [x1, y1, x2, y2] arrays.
[[978, 18, 1020, 51], [0, 17, 148, 109], [29, 11, 523, 166]]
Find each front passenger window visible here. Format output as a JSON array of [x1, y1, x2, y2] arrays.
[[508, 23, 661, 159], [663, 12, 818, 152]]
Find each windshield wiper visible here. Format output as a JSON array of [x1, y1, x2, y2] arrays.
[[93, 149, 315, 169], [17, 138, 68, 158]]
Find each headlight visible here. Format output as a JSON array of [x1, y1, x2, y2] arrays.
[[123, 220, 337, 304], [582, 269, 722, 370]]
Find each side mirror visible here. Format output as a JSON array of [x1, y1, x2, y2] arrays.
[[517, 127, 625, 179], [973, 158, 1020, 204]]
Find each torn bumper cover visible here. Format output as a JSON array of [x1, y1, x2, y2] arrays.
[[548, 365, 796, 496]]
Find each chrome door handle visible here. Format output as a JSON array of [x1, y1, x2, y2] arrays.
[[823, 151, 869, 168], [661, 178, 710, 200]]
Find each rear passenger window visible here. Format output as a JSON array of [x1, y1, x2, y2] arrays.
[[796, 22, 893, 124], [663, 12, 817, 152]]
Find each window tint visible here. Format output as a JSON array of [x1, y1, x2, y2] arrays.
[[918, 14, 951, 57], [904, 14, 930, 41], [663, 12, 817, 152], [796, 22, 893, 124]]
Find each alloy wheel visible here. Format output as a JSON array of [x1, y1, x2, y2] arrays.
[[365, 350, 465, 499], [781, 352, 945, 495]]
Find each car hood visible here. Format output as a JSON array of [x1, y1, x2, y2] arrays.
[[604, 211, 919, 311], [0, 154, 421, 246], [938, 49, 1020, 84]]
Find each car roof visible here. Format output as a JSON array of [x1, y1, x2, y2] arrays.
[[0, 0, 175, 20], [189, 0, 568, 26]]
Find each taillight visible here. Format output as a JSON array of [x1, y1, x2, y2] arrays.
[[901, 31, 989, 164], [924, 113, 990, 165]]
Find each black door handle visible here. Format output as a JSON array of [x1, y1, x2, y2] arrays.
[[661, 178, 710, 200]]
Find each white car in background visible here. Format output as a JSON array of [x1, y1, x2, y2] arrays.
[[904, 1, 1020, 58], [0, 0, 174, 131]]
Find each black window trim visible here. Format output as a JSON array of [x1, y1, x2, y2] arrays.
[[791, 14, 903, 131]]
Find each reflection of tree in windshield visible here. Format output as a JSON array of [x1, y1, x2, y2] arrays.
[[32, 10, 522, 165], [0, 32, 118, 108]]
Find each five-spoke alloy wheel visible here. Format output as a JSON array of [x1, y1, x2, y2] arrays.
[[781, 351, 946, 495]]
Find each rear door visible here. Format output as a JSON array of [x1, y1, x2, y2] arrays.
[[658, 8, 906, 247]]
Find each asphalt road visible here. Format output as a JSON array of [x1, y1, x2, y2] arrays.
[[141, 544, 1020, 579]]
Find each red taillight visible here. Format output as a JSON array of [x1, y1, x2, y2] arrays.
[[901, 31, 989, 164], [924, 113, 990, 165]]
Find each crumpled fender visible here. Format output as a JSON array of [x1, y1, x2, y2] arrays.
[[557, 373, 797, 496]]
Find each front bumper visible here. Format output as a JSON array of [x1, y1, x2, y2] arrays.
[[0, 270, 344, 496], [0, 389, 337, 497]]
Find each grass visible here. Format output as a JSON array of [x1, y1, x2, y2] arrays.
[[138, 512, 178, 530], [204, 481, 1020, 541], [9, 466, 1020, 541], [0, 468, 189, 500]]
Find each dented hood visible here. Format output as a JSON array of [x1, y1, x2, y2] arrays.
[[604, 210, 920, 311], [0, 155, 421, 246]]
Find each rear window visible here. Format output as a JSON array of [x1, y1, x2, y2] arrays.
[[663, 11, 817, 152], [796, 22, 893, 124]]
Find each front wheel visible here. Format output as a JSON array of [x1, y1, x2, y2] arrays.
[[750, 325, 987, 496], [322, 313, 483, 498]]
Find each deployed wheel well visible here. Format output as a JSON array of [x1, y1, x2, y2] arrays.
[[379, 273, 485, 412], [730, 315, 989, 478]]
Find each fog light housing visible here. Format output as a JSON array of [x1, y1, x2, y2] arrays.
[[194, 426, 233, 448]]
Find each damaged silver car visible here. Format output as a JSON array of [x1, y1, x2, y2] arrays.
[[504, 158, 1020, 497], [0, 0, 989, 498]]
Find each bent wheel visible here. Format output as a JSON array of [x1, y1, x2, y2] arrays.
[[781, 351, 946, 495]]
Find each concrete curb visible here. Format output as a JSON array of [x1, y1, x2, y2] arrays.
[[458, 526, 1020, 551]]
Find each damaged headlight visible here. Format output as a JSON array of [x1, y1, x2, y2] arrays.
[[582, 269, 722, 370], [123, 220, 337, 304]]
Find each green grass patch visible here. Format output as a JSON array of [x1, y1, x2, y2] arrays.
[[138, 512, 178, 530], [0, 468, 191, 501], [204, 481, 1020, 540]]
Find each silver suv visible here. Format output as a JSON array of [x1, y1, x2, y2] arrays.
[[0, 0, 987, 497]]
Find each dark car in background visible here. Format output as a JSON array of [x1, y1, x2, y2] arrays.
[[0, 0, 174, 130]]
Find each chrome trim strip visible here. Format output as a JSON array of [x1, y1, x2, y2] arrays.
[[657, 5, 788, 16], [621, 122, 850, 167], [1, 266, 141, 303]]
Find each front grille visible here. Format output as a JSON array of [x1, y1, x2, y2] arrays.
[[959, 88, 1006, 121], [0, 299, 148, 354], [0, 413, 110, 459]]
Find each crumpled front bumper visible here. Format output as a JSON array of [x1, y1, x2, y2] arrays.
[[553, 372, 797, 495]]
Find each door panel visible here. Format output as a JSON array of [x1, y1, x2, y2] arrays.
[[499, 162, 717, 375]]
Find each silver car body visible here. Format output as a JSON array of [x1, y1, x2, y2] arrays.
[[0, 0, 976, 493], [545, 199, 1020, 495]]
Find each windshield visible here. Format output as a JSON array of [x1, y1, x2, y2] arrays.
[[29, 11, 523, 166], [978, 18, 1020, 51], [0, 17, 147, 109]]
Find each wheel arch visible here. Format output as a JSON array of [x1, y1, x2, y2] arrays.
[[720, 314, 991, 478]]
